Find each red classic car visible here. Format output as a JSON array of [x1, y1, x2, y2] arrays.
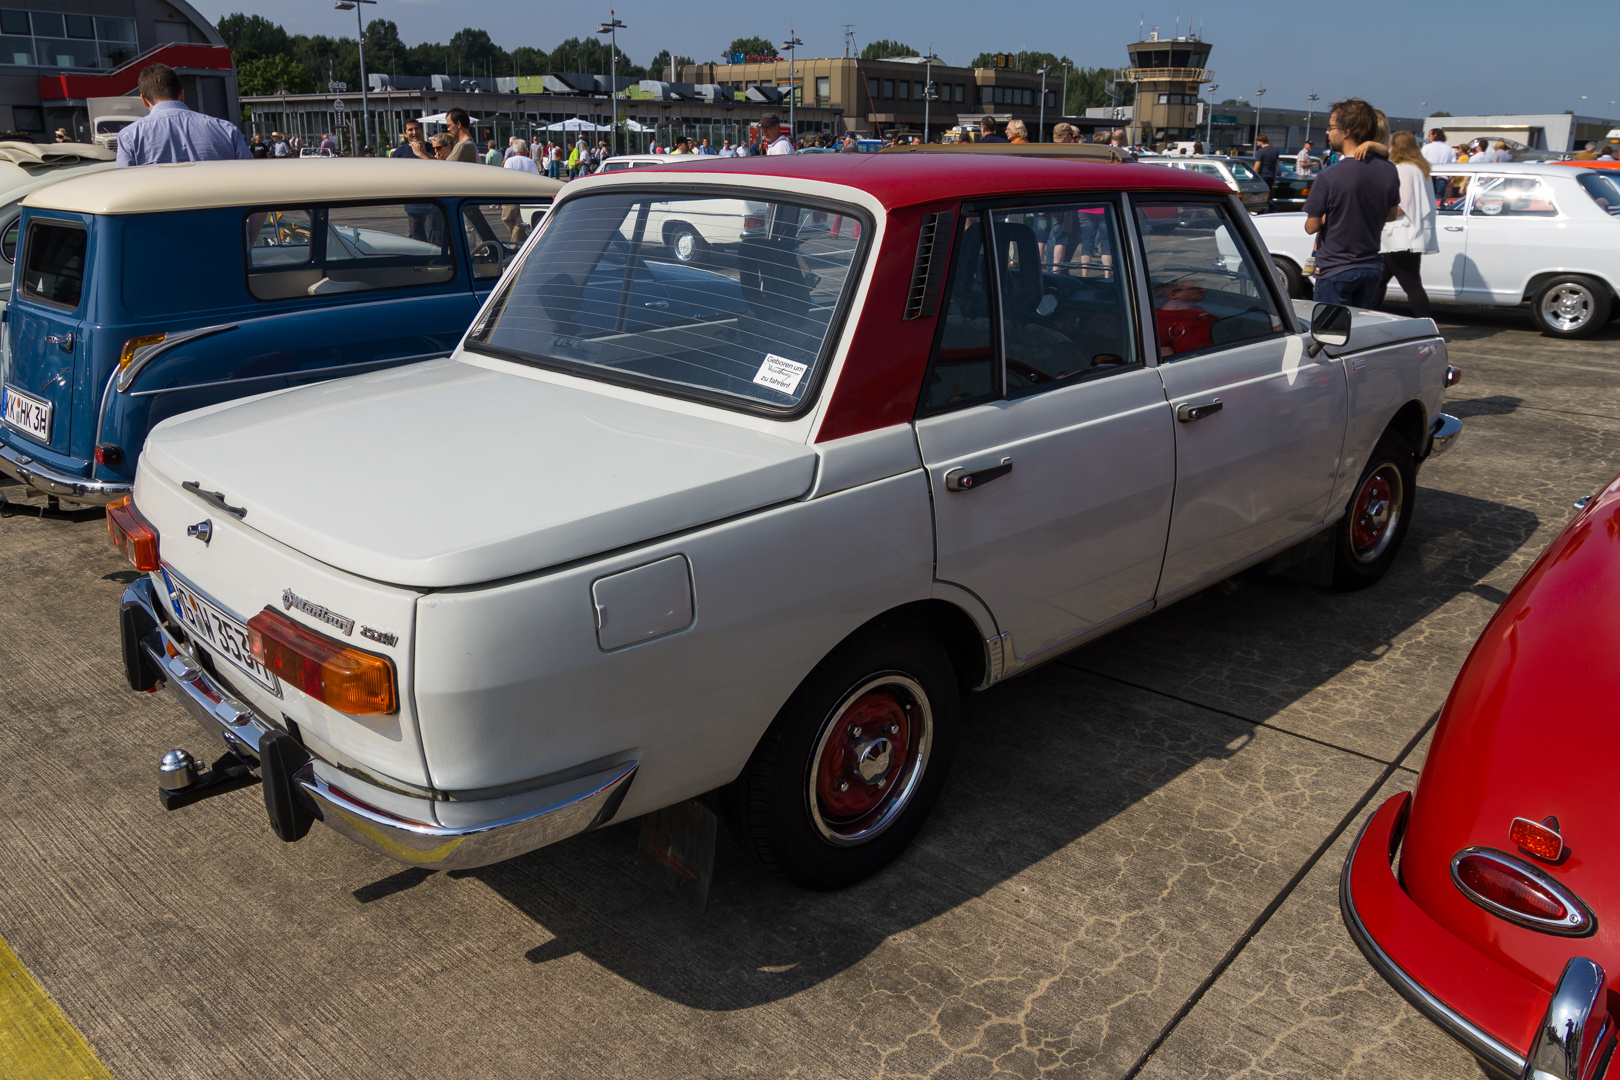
[[1343, 472, 1620, 1080]]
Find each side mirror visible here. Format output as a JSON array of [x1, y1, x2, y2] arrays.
[[1308, 302, 1351, 356]]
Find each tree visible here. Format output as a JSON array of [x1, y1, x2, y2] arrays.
[[511, 46, 549, 77], [216, 13, 289, 62], [862, 39, 917, 60], [362, 19, 406, 78], [1430, 110, 1452, 117], [726, 36, 778, 60], [237, 54, 312, 96], [648, 50, 695, 80], [449, 27, 497, 75]]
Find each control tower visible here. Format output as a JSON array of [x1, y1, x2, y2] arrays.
[[1122, 29, 1211, 145]]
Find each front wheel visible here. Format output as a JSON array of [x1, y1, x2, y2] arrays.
[[1332, 430, 1416, 590], [1272, 255, 1306, 299], [664, 222, 703, 264], [727, 622, 958, 890], [1531, 275, 1612, 339]]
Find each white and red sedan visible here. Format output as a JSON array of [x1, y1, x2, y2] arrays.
[[114, 153, 1461, 888]]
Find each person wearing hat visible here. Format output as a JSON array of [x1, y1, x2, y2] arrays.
[[760, 113, 795, 155], [271, 131, 289, 158]]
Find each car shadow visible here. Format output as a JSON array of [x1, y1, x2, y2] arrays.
[[357, 487, 1537, 1011], [1444, 394, 1523, 419]]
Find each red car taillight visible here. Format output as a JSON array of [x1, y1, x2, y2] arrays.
[[247, 608, 397, 716], [106, 497, 160, 571], [1450, 848, 1593, 935]]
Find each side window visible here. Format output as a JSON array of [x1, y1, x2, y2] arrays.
[[1436, 174, 1469, 214], [20, 220, 86, 309], [2, 217, 19, 264], [1468, 175, 1558, 217], [923, 214, 997, 412], [245, 204, 453, 300], [462, 202, 531, 279], [990, 204, 1138, 396], [1134, 201, 1284, 359]]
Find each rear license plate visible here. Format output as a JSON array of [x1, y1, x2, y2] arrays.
[[1, 384, 51, 442], [163, 569, 282, 695]]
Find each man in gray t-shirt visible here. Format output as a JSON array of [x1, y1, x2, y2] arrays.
[[1302, 99, 1400, 309]]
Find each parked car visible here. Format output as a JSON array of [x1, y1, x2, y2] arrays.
[[114, 154, 1461, 888], [0, 140, 115, 295], [1229, 153, 1318, 212], [1256, 162, 1620, 338], [1139, 155, 1273, 212], [0, 160, 561, 509], [594, 154, 774, 262], [1343, 471, 1620, 1080]]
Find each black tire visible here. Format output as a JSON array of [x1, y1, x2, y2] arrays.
[[727, 621, 959, 890], [1530, 275, 1612, 339], [1332, 430, 1417, 590], [663, 222, 703, 264], [1272, 256, 1305, 300]]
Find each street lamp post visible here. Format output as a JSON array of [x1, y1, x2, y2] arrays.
[[782, 31, 802, 143], [596, 12, 625, 157], [1037, 65, 1049, 141], [1252, 85, 1265, 149], [333, 0, 375, 153], [1205, 82, 1217, 145], [1303, 91, 1319, 145], [920, 51, 940, 142], [1061, 58, 1071, 122]]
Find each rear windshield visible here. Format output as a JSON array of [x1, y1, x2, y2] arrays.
[[467, 189, 867, 414], [1228, 161, 1257, 180], [1578, 172, 1620, 215], [20, 220, 87, 309]]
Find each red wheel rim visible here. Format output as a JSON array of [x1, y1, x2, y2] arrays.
[[808, 676, 932, 846], [1350, 464, 1402, 562]]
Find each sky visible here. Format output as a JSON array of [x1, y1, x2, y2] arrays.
[[191, 0, 1620, 122]]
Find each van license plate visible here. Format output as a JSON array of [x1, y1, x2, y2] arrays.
[[1, 384, 51, 442], [165, 571, 282, 695]]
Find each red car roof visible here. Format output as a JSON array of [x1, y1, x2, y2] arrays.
[[639, 153, 1229, 209]]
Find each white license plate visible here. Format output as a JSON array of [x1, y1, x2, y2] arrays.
[[164, 570, 282, 695], [1, 384, 51, 442]]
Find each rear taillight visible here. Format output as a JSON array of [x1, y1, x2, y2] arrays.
[[743, 216, 765, 229], [247, 608, 397, 715], [1451, 848, 1593, 935], [106, 497, 160, 571]]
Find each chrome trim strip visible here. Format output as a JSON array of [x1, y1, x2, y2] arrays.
[[1428, 413, 1462, 459], [1340, 807, 1527, 1080], [1449, 847, 1595, 937], [121, 577, 639, 871], [115, 322, 237, 393], [128, 352, 451, 397], [0, 438, 128, 503]]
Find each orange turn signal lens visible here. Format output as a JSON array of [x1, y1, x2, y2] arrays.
[[1510, 816, 1564, 862], [106, 497, 160, 571], [247, 608, 397, 715], [119, 333, 166, 370]]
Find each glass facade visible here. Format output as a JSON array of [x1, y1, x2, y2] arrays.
[[0, 8, 139, 68]]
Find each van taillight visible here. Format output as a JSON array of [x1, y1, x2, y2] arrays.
[[1450, 848, 1593, 935], [246, 608, 397, 715], [106, 497, 160, 571]]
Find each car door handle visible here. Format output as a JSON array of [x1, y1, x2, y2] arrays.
[[944, 457, 1012, 492], [45, 332, 73, 351], [1444, 226, 1464, 232], [1176, 398, 1223, 423]]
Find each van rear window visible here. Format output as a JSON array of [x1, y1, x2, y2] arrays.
[[21, 221, 86, 309]]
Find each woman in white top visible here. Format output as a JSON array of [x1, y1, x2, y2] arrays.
[[1376, 130, 1439, 319]]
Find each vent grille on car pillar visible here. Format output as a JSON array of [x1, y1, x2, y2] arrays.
[[903, 211, 954, 320]]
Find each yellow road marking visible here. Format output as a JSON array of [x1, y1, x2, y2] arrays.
[[0, 933, 114, 1080]]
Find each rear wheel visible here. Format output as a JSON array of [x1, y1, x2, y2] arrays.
[[664, 222, 703, 264], [1530, 275, 1611, 339], [1332, 430, 1416, 590], [1272, 256, 1306, 299], [727, 622, 958, 890]]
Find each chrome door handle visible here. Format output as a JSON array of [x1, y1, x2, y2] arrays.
[[1443, 226, 1464, 232], [944, 457, 1012, 492], [45, 332, 73, 351], [1176, 398, 1223, 423]]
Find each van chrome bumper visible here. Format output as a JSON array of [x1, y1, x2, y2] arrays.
[[120, 576, 637, 871], [0, 439, 128, 504], [1428, 413, 1462, 459]]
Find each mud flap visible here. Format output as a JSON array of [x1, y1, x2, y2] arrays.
[[260, 730, 315, 843], [636, 799, 717, 914]]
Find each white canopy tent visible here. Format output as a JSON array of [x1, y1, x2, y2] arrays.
[[417, 113, 480, 126], [545, 118, 607, 132]]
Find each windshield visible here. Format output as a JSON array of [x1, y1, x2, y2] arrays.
[[1578, 172, 1620, 215], [467, 190, 867, 413]]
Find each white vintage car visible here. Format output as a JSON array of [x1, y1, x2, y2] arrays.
[[1257, 161, 1620, 338], [115, 154, 1461, 889]]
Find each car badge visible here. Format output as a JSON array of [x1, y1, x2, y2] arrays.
[[359, 625, 399, 648], [186, 519, 212, 546], [281, 588, 355, 636]]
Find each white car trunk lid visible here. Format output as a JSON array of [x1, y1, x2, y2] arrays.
[[140, 358, 818, 588]]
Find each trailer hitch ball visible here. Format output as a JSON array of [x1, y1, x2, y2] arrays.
[[159, 749, 198, 792]]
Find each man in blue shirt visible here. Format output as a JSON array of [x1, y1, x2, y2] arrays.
[[1302, 98, 1400, 308], [116, 64, 251, 167]]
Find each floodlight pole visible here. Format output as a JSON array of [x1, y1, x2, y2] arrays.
[[1303, 91, 1319, 146], [783, 32, 803, 142], [597, 12, 626, 157], [333, 0, 375, 152], [922, 51, 940, 141], [1037, 65, 1049, 141]]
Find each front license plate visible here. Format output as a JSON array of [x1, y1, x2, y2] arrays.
[[164, 570, 282, 695], [1, 384, 51, 442]]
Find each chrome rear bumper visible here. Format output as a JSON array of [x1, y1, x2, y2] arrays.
[[120, 577, 637, 870], [1428, 413, 1462, 459], [0, 439, 128, 504]]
